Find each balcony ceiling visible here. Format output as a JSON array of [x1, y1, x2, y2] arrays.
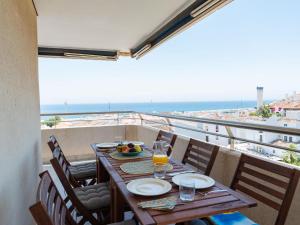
[[33, 0, 232, 60]]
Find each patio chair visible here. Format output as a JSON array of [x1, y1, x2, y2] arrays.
[[48, 135, 69, 164], [50, 156, 110, 224], [193, 153, 300, 225], [48, 135, 96, 186], [155, 130, 177, 156], [29, 170, 135, 225], [182, 139, 219, 176]]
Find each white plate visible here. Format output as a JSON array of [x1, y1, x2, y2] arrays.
[[127, 178, 172, 196], [172, 173, 215, 189], [96, 143, 118, 149], [123, 141, 145, 146]]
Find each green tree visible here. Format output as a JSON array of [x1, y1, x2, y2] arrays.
[[249, 111, 258, 116], [282, 144, 300, 166], [43, 116, 61, 128], [257, 105, 272, 118]]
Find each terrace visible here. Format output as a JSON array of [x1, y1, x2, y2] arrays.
[[1, 1, 300, 225], [39, 111, 300, 225]]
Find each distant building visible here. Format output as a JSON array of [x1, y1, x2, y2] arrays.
[[173, 90, 300, 160], [270, 92, 300, 113]]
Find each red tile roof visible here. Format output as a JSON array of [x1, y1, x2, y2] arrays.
[[270, 95, 300, 110]]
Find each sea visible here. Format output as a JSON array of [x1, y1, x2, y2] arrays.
[[41, 101, 269, 115]]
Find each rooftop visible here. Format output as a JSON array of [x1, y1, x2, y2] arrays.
[[270, 93, 300, 110]]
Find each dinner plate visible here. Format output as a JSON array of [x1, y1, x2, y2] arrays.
[[127, 178, 172, 196], [96, 143, 118, 149], [172, 173, 215, 189], [123, 141, 145, 146]]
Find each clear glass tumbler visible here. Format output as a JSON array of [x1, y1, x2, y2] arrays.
[[114, 136, 123, 144], [153, 163, 167, 179], [179, 180, 195, 201]]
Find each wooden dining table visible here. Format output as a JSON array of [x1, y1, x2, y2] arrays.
[[91, 143, 257, 225]]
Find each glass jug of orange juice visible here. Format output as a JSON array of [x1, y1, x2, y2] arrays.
[[152, 141, 169, 164]]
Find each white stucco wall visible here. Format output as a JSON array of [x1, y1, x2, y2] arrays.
[[286, 110, 300, 120], [0, 1, 40, 224]]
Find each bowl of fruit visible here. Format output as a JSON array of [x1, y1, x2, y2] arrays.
[[116, 143, 143, 156]]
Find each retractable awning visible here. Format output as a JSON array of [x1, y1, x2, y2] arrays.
[[33, 0, 232, 60]]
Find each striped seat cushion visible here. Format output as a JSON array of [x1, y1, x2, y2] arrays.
[[69, 162, 96, 180], [74, 182, 110, 210]]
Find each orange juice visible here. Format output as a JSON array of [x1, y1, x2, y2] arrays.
[[153, 154, 169, 164]]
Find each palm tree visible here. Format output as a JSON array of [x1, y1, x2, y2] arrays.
[[282, 144, 300, 166]]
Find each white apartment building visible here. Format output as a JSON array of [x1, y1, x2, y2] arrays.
[[171, 91, 300, 159], [173, 108, 298, 159]]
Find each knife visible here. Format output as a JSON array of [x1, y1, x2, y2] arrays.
[[167, 170, 195, 176]]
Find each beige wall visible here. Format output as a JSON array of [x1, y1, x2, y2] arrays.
[[0, 1, 40, 225], [41, 125, 300, 225], [41, 125, 128, 163]]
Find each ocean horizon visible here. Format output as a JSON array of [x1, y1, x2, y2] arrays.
[[40, 100, 272, 114]]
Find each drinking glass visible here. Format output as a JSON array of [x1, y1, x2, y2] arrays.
[[114, 136, 123, 144], [179, 180, 195, 201], [153, 163, 167, 179]]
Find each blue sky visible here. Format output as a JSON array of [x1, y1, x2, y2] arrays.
[[39, 0, 300, 104]]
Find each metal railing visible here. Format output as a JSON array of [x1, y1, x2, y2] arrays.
[[40, 111, 300, 153], [40, 111, 134, 116]]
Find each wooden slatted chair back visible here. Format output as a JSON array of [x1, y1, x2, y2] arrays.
[[50, 158, 99, 225], [231, 154, 299, 225], [182, 139, 219, 175], [155, 130, 177, 156], [48, 135, 70, 166], [29, 171, 77, 225], [48, 135, 60, 151], [51, 149, 80, 188]]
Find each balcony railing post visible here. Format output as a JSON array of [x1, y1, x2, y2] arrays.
[[166, 118, 172, 131], [225, 126, 235, 151], [137, 113, 143, 125], [228, 138, 235, 150]]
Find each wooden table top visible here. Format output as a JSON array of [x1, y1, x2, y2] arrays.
[[91, 143, 257, 225]]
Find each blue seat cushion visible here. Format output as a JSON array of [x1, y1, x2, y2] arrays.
[[209, 212, 259, 225], [189, 219, 210, 225]]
